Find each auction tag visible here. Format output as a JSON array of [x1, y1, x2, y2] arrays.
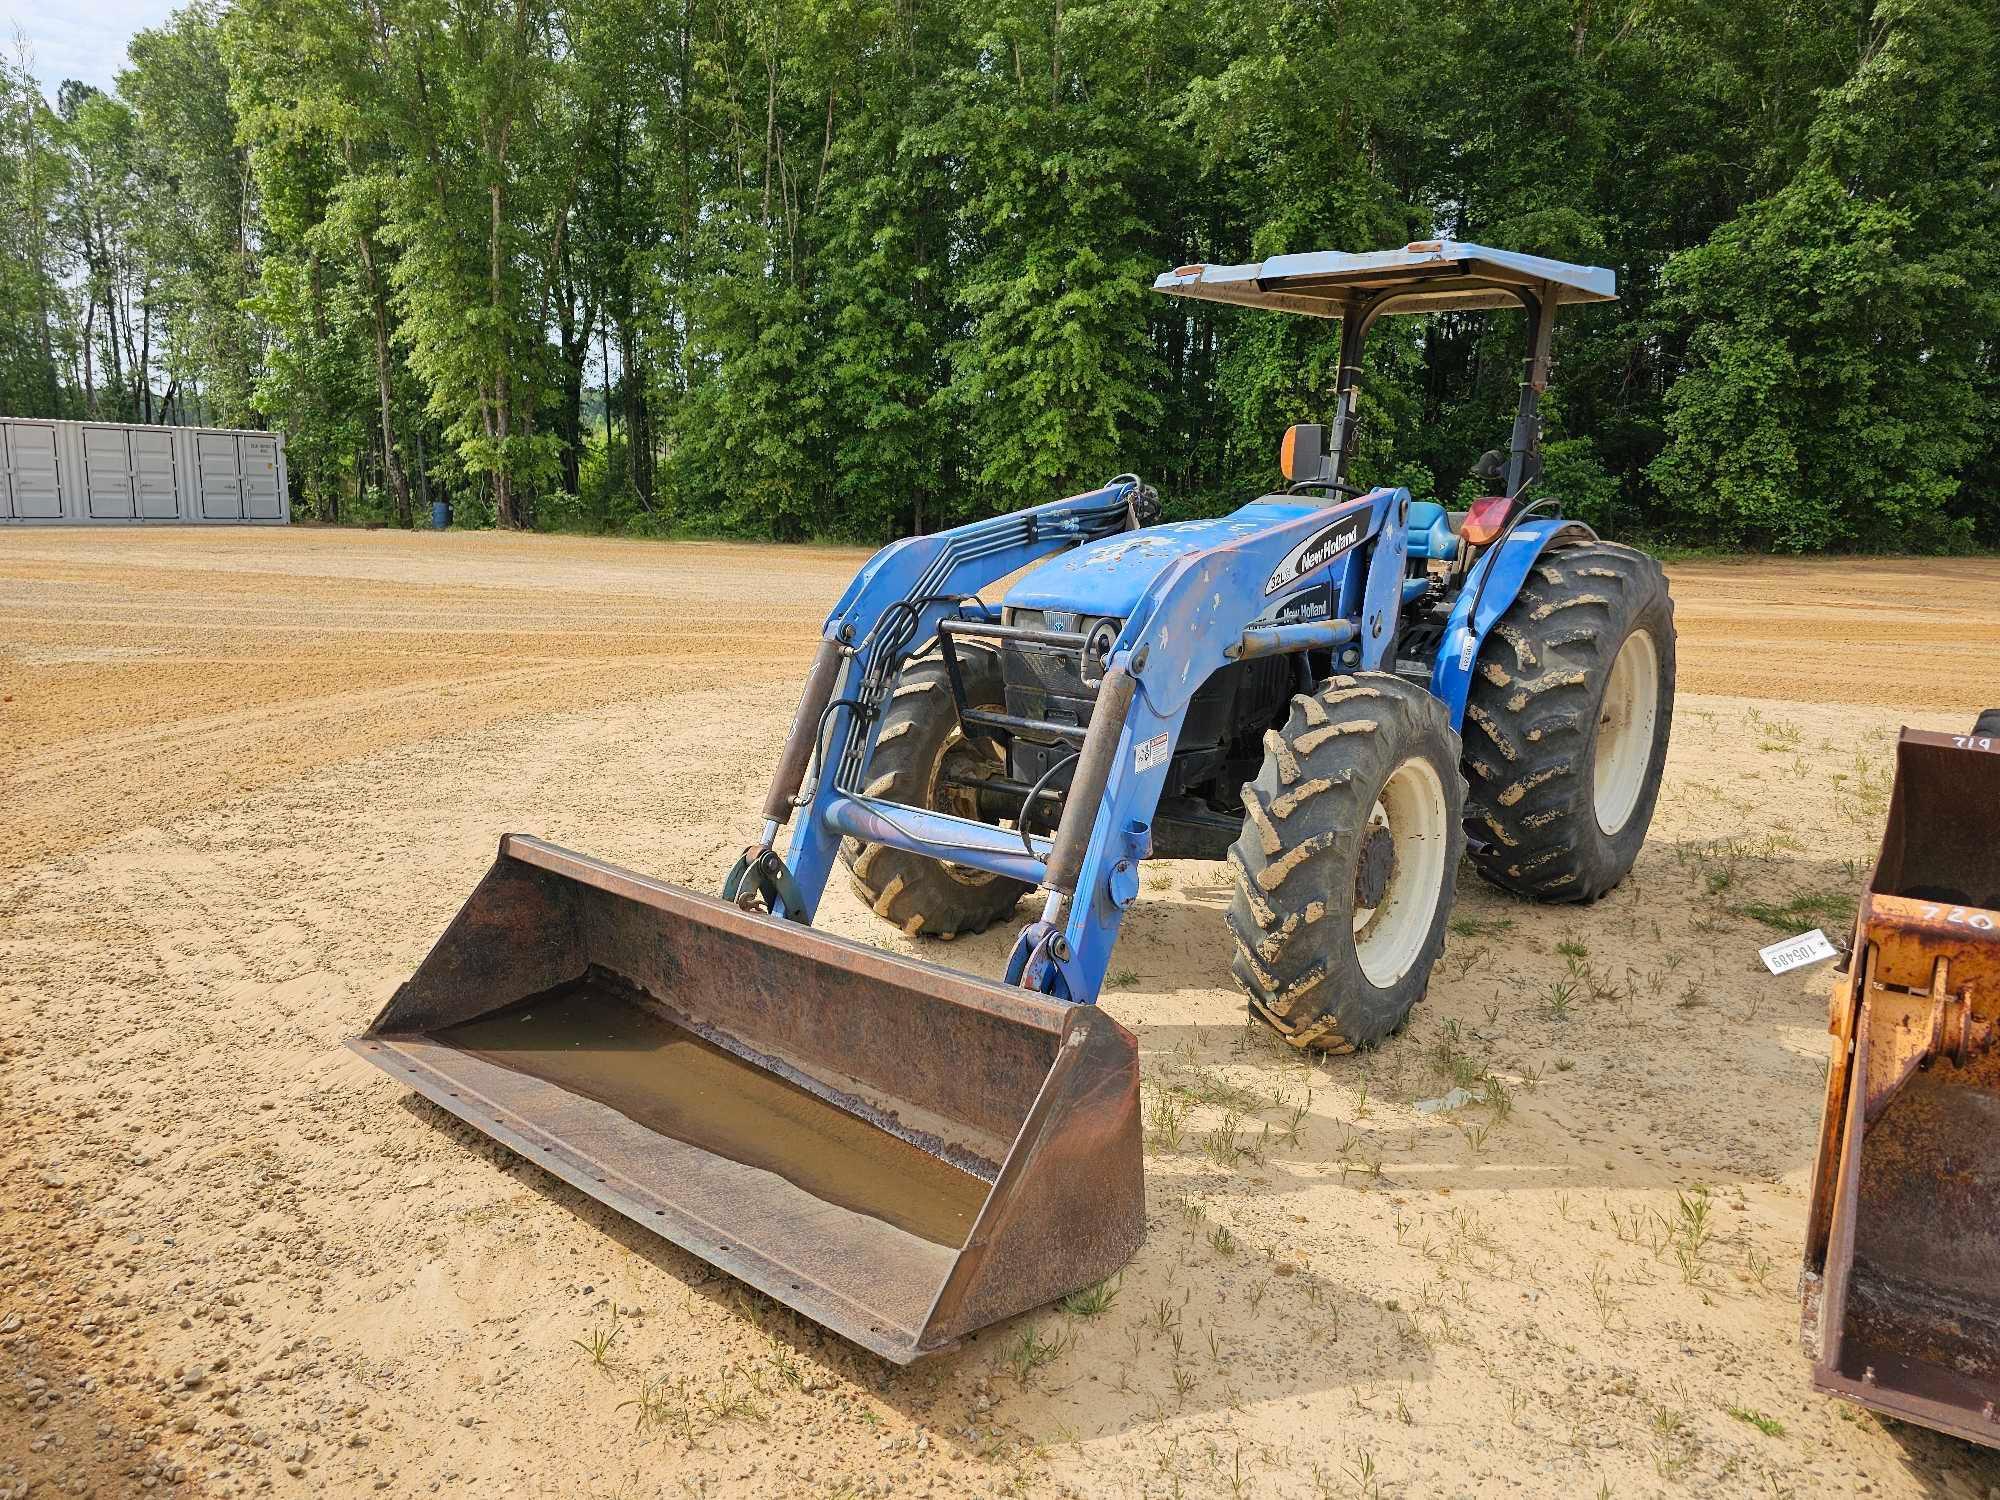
[[1134, 732, 1170, 773], [1759, 928, 1838, 975], [1457, 633, 1477, 671]]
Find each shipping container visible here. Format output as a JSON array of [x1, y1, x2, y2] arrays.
[[0, 417, 289, 525]]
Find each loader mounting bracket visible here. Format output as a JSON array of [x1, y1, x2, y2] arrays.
[[722, 844, 809, 921]]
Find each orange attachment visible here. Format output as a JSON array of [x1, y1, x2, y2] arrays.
[[1801, 727, 2000, 1446]]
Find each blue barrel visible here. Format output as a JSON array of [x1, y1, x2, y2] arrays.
[[430, 500, 451, 530]]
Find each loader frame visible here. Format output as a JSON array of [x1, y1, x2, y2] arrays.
[[741, 479, 1589, 1006]]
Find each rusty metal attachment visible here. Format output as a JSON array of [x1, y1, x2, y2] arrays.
[[1802, 726, 2000, 1444], [350, 835, 1142, 1362]]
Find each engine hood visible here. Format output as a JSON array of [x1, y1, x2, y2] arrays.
[[1003, 499, 1324, 619]]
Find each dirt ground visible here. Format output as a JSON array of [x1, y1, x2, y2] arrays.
[[4, 528, 1999, 1500]]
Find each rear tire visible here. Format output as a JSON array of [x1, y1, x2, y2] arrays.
[[841, 648, 1030, 939], [1227, 674, 1465, 1053], [1461, 541, 1675, 902]]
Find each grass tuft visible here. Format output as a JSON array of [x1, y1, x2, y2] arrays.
[[572, 1313, 619, 1368], [1728, 890, 1856, 934], [1728, 1406, 1785, 1437], [1059, 1276, 1120, 1318]]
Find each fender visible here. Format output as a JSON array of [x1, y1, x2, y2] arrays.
[[1430, 517, 1597, 730]]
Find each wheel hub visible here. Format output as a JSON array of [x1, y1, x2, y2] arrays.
[[1355, 824, 1396, 910]]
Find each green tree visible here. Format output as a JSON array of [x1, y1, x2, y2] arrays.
[[1650, 0, 2000, 549], [0, 54, 69, 415], [122, 2, 266, 427]]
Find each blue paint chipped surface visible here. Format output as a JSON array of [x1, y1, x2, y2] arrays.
[[1003, 499, 1324, 618]]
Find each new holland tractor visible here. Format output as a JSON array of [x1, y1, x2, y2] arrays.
[[811, 239, 1675, 1045], [355, 242, 1676, 1360]]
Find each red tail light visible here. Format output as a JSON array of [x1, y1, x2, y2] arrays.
[[1459, 495, 1512, 546]]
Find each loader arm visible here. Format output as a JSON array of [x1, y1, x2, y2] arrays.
[[759, 483, 1137, 919]]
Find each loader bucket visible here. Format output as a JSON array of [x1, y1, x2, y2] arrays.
[[349, 835, 1142, 1362], [1802, 729, 2000, 1445]]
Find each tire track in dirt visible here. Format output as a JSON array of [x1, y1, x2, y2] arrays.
[[6, 663, 590, 784], [0, 533, 854, 871]]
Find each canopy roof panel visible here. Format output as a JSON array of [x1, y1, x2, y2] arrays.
[[1151, 240, 1617, 319]]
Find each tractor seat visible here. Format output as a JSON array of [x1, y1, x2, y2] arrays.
[[1405, 501, 1459, 563]]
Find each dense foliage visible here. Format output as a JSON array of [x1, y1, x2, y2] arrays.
[[0, 0, 1993, 548]]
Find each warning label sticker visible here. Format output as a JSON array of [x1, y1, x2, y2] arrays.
[[1134, 732, 1171, 773]]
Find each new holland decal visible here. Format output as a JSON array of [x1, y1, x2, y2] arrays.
[[1249, 583, 1333, 630], [1265, 513, 1364, 595]]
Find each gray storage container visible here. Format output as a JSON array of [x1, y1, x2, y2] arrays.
[[0, 417, 289, 525]]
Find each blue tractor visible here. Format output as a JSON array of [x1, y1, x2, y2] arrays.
[[755, 239, 1675, 1044], [356, 242, 1676, 1361]]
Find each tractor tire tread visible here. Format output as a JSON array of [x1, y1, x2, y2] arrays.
[[1227, 673, 1465, 1053], [840, 648, 1029, 939], [1461, 541, 1675, 903]]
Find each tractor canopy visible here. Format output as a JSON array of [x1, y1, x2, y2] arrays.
[[1152, 240, 1618, 512], [1006, 241, 1620, 622], [1152, 240, 1617, 320]]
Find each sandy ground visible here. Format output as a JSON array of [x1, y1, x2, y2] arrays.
[[4, 528, 2000, 1500]]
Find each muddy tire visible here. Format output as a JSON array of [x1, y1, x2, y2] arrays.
[[840, 647, 1030, 939], [1461, 541, 1675, 902], [1227, 674, 1465, 1053]]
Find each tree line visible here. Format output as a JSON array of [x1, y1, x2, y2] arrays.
[[0, 0, 1993, 550]]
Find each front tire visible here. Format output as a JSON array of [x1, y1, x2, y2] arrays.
[[1461, 540, 1676, 902], [840, 647, 1030, 938], [1227, 674, 1466, 1053]]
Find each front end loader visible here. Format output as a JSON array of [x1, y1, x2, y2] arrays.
[[353, 241, 1678, 1358]]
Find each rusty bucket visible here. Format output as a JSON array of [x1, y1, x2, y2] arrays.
[[350, 835, 1142, 1362], [1802, 727, 2000, 1444]]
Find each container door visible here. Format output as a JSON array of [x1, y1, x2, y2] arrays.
[[196, 432, 243, 519], [240, 435, 281, 519], [3, 424, 63, 518], [131, 428, 179, 519], [83, 426, 136, 518]]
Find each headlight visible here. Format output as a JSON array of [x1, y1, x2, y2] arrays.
[[1080, 617, 1120, 686]]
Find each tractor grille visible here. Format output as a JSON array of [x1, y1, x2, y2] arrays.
[[999, 608, 1101, 730]]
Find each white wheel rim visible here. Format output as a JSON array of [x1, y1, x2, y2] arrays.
[[1593, 629, 1659, 837], [1353, 757, 1450, 989]]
